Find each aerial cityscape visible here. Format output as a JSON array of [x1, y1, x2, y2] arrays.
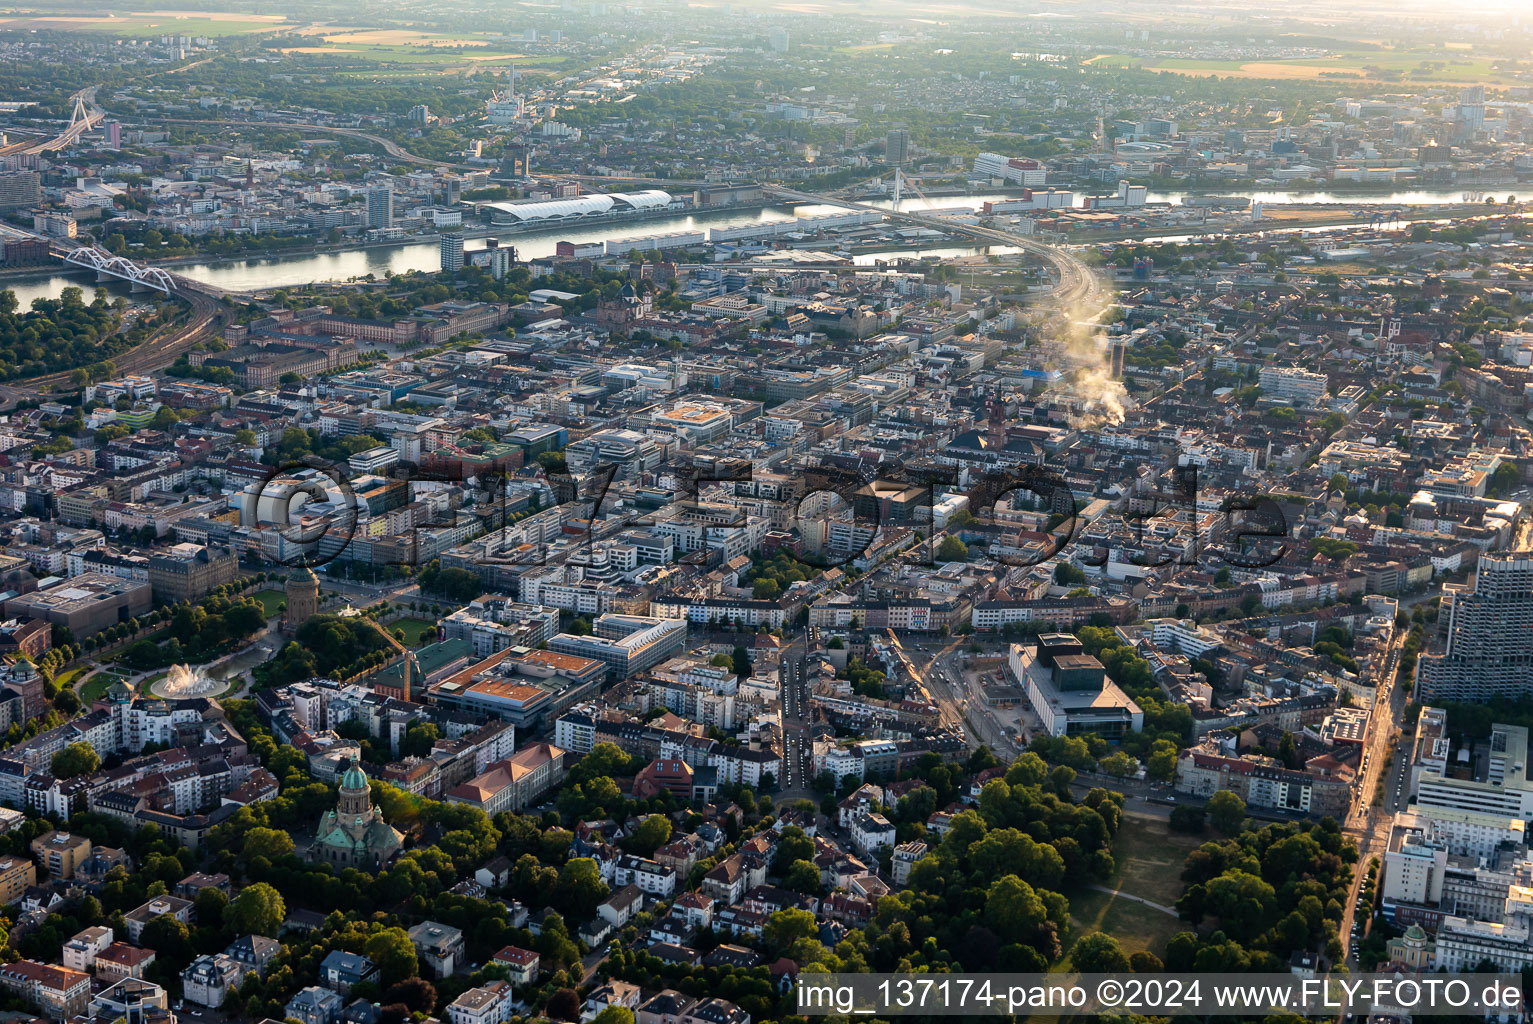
[[0, 0, 1528, 1019]]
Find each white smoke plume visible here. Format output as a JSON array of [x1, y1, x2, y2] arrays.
[[1055, 286, 1130, 429]]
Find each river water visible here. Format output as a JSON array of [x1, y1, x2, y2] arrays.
[[3, 186, 1496, 305]]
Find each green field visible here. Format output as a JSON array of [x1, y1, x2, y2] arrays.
[[392, 617, 440, 646], [251, 589, 287, 618], [54, 665, 90, 690]]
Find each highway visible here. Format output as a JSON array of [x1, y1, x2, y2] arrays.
[[762, 184, 1109, 316], [132, 117, 460, 169], [0, 86, 105, 156]]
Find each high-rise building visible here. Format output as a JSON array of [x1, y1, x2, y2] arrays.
[[768, 26, 790, 52], [105, 122, 121, 150], [440, 232, 464, 273], [408, 104, 430, 124], [0, 171, 39, 211], [366, 186, 393, 229], [1416, 551, 1533, 700], [886, 128, 910, 166]]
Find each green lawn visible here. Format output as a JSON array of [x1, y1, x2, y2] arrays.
[[251, 590, 287, 618], [392, 617, 440, 646], [79, 672, 119, 704], [54, 665, 90, 690]]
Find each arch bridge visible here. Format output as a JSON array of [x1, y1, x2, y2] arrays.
[[60, 246, 185, 295]]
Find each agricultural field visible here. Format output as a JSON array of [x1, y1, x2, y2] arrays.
[[1085, 48, 1517, 87], [0, 11, 290, 35]]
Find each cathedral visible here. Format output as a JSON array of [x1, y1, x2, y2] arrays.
[[311, 760, 404, 872]]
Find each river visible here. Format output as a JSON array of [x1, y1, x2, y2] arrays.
[[1, 186, 1497, 304]]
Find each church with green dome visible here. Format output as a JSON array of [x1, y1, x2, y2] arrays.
[[311, 759, 404, 872]]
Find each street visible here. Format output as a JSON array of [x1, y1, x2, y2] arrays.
[[776, 632, 815, 800], [1341, 623, 1412, 964]]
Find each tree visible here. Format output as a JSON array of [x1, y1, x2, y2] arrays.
[[628, 815, 671, 857], [50, 742, 100, 779], [547, 988, 581, 1021], [1169, 805, 1206, 834], [223, 882, 285, 937], [364, 927, 419, 987], [193, 886, 229, 926], [775, 825, 814, 868], [1207, 790, 1247, 834], [555, 857, 608, 919], [937, 535, 968, 562], [1055, 562, 1086, 585], [141, 914, 193, 962], [383, 978, 437, 1014], [731, 644, 752, 679], [1099, 751, 1137, 778], [592, 1009, 635, 1024], [241, 827, 295, 863], [783, 859, 821, 894], [1072, 933, 1132, 972], [764, 907, 817, 954]]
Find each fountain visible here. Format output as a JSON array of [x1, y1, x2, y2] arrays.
[[149, 663, 232, 700]]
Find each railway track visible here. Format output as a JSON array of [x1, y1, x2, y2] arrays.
[[17, 287, 221, 392]]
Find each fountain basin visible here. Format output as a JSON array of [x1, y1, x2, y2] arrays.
[[148, 663, 233, 701]]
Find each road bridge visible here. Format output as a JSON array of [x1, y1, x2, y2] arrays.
[[0, 87, 106, 156]]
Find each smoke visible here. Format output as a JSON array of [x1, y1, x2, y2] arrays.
[[1055, 287, 1129, 430], [1065, 358, 1128, 429]]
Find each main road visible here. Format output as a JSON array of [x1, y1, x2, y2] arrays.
[[777, 632, 816, 802], [1340, 623, 1412, 963]]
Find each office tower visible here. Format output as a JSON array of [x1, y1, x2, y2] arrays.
[[367, 186, 393, 229], [1416, 551, 1533, 701], [768, 26, 790, 52], [105, 121, 121, 150], [408, 104, 430, 124], [440, 233, 464, 273], [1457, 85, 1486, 133], [886, 128, 910, 166]]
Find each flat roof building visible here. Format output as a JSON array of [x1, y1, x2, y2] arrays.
[[1008, 634, 1142, 739]]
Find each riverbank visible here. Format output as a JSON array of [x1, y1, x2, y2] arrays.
[[0, 186, 1513, 303]]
